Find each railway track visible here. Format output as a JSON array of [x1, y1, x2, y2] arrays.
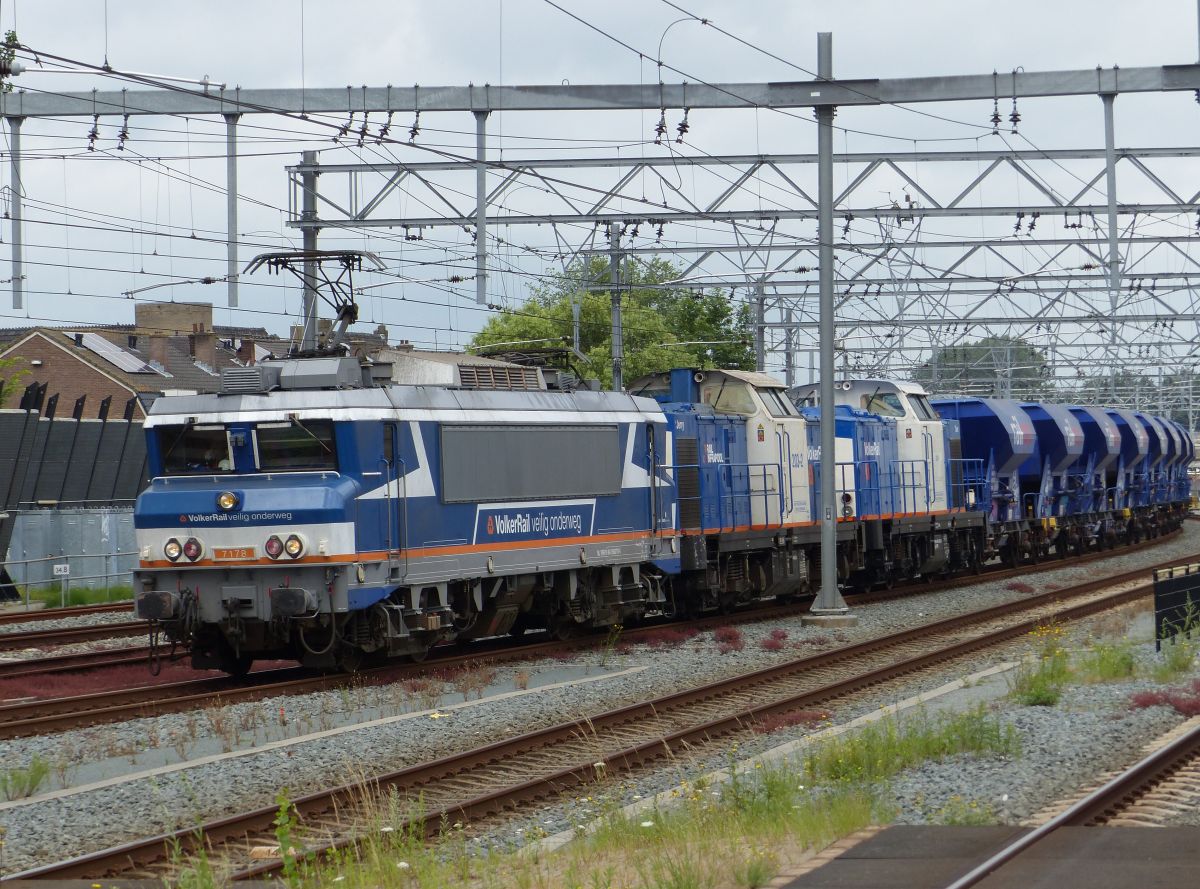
[[0, 530, 1186, 735], [0, 645, 151, 680], [0, 605, 798, 738], [7, 555, 1176, 882], [0, 619, 145, 653], [0, 527, 1181, 687], [942, 718, 1200, 888], [0, 601, 130, 626]]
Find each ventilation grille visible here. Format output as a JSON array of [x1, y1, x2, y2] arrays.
[[221, 366, 279, 394], [457, 365, 544, 391], [676, 437, 702, 529]]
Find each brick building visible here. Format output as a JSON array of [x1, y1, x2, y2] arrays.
[[0, 302, 281, 419]]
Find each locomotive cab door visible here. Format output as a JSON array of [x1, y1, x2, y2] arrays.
[[382, 422, 403, 556]]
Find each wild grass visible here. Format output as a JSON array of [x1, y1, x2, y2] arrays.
[[934, 794, 996, 826], [22, 583, 133, 608], [640, 627, 698, 649], [1008, 650, 1070, 706], [802, 707, 1019, 784], [1153, 602, 1200, 681], [1130, 679, 1200, 717], [1074, 640, 1137, 683], [1152, 637, 1197, 682], [1, 755, 49, 800], [1009, 622, 1071, 706], [166, 704, 1029, 888], [714, 625, 745, 654]]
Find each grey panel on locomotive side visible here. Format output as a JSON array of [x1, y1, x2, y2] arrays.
[[441, 425, 622, 503], [61, 421, 103, 503]]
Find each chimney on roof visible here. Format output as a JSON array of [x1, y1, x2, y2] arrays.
[[189, 331, 216, 370], [135, 301, 214, 337], [237, 338, 257, 365], [148, 335, 169, 369], [395, 339, 414, 353]]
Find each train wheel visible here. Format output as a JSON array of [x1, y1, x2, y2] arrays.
[[221, 651, 253, 678], [1000, 544, 1016, 568], [548, 612, 578, 641], [407, 644, 430, 663], [338, 646, 365, 673]]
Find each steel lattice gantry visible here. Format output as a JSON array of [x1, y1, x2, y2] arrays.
[[4, 65, 1200, 404], [285, 144, 1200, 403]]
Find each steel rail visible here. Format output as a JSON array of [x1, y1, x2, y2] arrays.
[[0, 645, 151, 679], [0, 620, 145, 652], [0, 530, 1183, 736], [7, 560, 1171, 881], [0, 601, 130, 626], [942, 721, 1200, 889]]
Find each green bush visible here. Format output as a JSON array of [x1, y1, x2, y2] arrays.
[[1009, 649, 1070, 706], [1076, 640, 1137, 683], [1, 755, 49, 800]]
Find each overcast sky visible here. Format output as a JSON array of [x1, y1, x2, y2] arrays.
[[1, 0, 1198, 360]]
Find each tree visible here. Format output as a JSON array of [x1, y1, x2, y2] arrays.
[[470, 256, 755, 387], [0, 356, 29, 407], [912, 335, 1054, 399]]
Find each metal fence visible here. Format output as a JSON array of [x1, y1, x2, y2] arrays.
[[5, 508, 136, 603], [1152, 563, 1200, 650]]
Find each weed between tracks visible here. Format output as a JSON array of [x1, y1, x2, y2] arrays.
[[165, 708, 1017, 889]]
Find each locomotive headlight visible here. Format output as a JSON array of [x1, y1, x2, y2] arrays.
[[264, 535, 284, 559], [284, 534, 305, 559], [163, 538, 183, 561], [216, 491, 239, 511], [182, 537, 203, 561]]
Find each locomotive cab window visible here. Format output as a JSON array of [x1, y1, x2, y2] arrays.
[[157, 425, 234, 474], [700, 381, 758, 417], [759, 388, 797, 418], [861, 392, 906, 417], [254, 419, 338, 471], [910, 394, 938, 421]]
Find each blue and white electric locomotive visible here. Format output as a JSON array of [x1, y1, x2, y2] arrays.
[[134, 356, 677, 672]]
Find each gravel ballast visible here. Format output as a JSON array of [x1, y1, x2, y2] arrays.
[[1, 527, 1198, 873]]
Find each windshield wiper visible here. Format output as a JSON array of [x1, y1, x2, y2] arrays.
[[289, 417, 333, 453]]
